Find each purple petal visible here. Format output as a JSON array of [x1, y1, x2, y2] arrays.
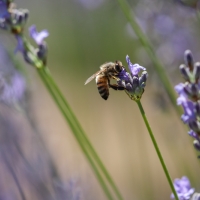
[[175, 83, 185, 95], [188, 130, 199, 139], [14, 35, 24, 53], [176, 95, 196, 123], [126, 55, 146, 76], [177, 95, 186, 105], [171, 176, 195, 200], [180, 177, 191, 189], [0, 0, 9, 19], [29, 25, 49, 45], [182, 101, 195, 123], [118, 68, 133, 83]]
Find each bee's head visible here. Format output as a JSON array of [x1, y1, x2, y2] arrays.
[[115, 61, 123, 72]]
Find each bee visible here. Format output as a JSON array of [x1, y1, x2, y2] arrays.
[[85, 61, 126, 100]]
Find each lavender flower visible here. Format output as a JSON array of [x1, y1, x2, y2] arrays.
[[175, 50, 200, 152], [28, 25, 49, 64], [29, 25, 49, 46], [0, 2, 29, 33], [0, 2, 48, 67], [126, 55, 146, 76], [170, 176, 195, 200], [118, 55, 147, 101]]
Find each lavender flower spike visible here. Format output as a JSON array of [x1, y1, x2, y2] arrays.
[[29, 25, 49, 45], [170, 176, 195, 200], [126, 55, 146, 76], [117, 55, 147, 101]]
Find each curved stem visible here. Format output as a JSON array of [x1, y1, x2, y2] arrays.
[[38, 69, 114, 200], [136, 100, 179, 200], [21, 36, 123, 199], [42, 68, 123, 200]]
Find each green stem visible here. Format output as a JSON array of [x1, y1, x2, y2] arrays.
[[136, 100, 179, 200], [38, 68, 114, 200], [116, 0, 182, 117], [42, 68, 123, 200], [21, 35, 123, 200]]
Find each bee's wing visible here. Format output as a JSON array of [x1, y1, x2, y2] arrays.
[[85, 70, 104, 85]]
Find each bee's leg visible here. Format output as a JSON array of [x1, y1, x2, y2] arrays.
[[108, 79, 125, 90], [111, 75, 120, 81], [109, 83, 125, 91]]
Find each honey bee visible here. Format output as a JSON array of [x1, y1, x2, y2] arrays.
[[85, 61, 126, 100]]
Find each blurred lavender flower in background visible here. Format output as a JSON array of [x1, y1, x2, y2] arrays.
[[0, 45, 26, 106], [175, 50, 200, 152], [118, 55, 148, 101], [126, 0, 200, 110], [55, 179, 81, 200], [170, 176, 195, 200], [0, 44, 83, 200], [0, 72, 26, 105], [129, 0, 198, 67]]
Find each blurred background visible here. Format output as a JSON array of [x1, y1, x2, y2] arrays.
[[0, 0, 200, 199]]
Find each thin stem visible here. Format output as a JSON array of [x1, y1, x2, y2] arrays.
[[42, 67, 123, 200], [116, 0, 182, 118], [136, 100, 179, 200], [38, 69, 114, 200], [22, 34, 123, 200]]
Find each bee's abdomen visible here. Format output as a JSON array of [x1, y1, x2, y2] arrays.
[[96, 75, 109, 100]]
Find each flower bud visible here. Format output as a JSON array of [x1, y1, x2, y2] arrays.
[[125, 83, 133, 91], [184, 49, 194, 71], [22, 51, 34, 66], [139, 71, 148, 85], [132, 77, 139, 90], [189, 121, 200, 133], [193, 140, 200, 151], [140, 82, 146, 88], [117, 79, 125, 88], [183, 83, 191, 96], [36, 43, 48, 65], [193, 62, 200, 82], [190, 83, 198, 97], [179, 64, 190, 82], [195, 101, 200, 117]]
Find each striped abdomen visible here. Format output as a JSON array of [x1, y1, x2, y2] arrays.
[[96, 75, 109, 100]]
